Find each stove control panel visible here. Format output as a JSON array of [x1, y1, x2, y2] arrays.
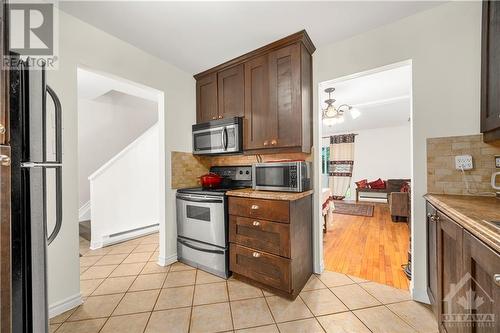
[[210, 165, 252, 181]]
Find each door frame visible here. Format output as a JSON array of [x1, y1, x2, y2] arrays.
[[313, 59, 414, 285], [75, 65, 166, 250]]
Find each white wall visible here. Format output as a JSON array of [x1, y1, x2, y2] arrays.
[[312, 1, 481, 302], [322, 125, 411, 200], [89, 125, 159, 248], [78, 92, 157, 209], [46, 8, 195, 314]]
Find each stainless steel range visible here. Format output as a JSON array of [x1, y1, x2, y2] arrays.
[[176, 165, 252, 278]]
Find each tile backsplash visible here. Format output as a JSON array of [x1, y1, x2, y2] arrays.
[[171, 151, 313, 189], [427, 134, 500, 195]]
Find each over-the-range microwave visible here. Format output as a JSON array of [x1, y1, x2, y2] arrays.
[[252, 161, 312, 192], [192, 117, 243, 155]]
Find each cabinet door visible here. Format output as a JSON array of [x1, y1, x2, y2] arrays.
[[244, 54, 271, 150], [481, 1, 500, 139], [426, 203, 438, 316], [230, 243, 291, 292], [218, 64, 244, 120], [268, 43, 301, 148], [462, 231, 500, 333], [437, 211, 465, 333], [196, 72, 218, 123]]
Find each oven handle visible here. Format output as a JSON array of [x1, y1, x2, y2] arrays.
[[178, 238, 225, 254], [176, 194, 223, 204]]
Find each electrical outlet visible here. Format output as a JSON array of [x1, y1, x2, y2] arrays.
[[495, 155, 500, 168], [455, 155, 473, 170]]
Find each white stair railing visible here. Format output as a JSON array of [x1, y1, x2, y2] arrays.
[[88, 123, 160, 249]]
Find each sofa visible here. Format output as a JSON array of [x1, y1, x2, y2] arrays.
[[356, 179, 411, 222]]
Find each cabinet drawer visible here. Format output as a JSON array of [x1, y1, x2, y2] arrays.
[[230, 244, 291, 292], [229, 216, 290, 257], [228, 197, 289, 223]]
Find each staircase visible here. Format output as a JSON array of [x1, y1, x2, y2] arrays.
[[87, 124, 160, 249]]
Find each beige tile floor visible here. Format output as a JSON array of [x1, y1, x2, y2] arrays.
[[50, 233, 438, 333]]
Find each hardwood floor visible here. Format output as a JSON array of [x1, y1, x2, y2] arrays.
[[323, 201, 410, 290]]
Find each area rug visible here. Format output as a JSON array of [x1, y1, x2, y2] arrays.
[[333, 202, 374, 217]]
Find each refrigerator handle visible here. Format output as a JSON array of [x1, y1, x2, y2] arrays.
[[46, 85, 63, 245]]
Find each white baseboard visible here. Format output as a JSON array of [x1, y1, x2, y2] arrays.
[[78, 201, 91, 222], [49, 293, 83, 318], [411, 287, 430, 304], [158, 253, 177, 266], [90, 224, 159, 250]]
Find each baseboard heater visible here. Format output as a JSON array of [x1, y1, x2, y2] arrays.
[[108, 223, 159, 238], [91, 223, 159, 250]]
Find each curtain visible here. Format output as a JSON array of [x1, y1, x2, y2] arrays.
[[329, 134, 356, 200]]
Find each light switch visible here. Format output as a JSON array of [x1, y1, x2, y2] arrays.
[[495, 155, 500, 168]]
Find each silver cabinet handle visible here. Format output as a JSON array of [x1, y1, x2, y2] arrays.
[[251, 205, 259, 210], [494, 274, 500, 287], [428, 214, 439, 223], [0, 155, 11, 166], [252, 252, 261, 258], [252, 221, 260, 226], [0, 124, 5, 134]]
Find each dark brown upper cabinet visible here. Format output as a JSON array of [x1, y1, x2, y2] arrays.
[[218, 64, 245, 120], [481, 1, 500, 143], [196, 72, 218, 123], [194, 30, 315, 154], [244, 54, 270, 150]]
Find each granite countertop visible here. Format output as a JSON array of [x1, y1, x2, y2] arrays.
[[226, 188, 314, 201], [425, 194, 500, 252]]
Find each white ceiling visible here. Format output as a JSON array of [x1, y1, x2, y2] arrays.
[[77, 67, 159, 102], [321, 64, 411, 134], [59, 1, 442, 74]]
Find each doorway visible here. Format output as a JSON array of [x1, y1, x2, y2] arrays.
[[316, 61, 413, 290], [74, 67, 165, 250]]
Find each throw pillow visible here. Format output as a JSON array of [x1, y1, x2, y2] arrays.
[[369, 178, 386, 189], [355, 179, 368, 188], [400, 181, 410, 193]]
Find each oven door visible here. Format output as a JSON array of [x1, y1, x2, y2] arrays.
[[252, 163, 297, 192], [176, 193, 226, 247], [192, 124, 240, 155]]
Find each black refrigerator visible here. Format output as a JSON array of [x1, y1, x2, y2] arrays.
[[9, 56, 63, 333]]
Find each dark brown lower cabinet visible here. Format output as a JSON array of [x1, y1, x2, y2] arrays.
[[427, 203, 438, 316], [462, 231, 500, 333], [436, 211, 465, 333], [229, 194, 312, 298], [426, 202, 500, 333]]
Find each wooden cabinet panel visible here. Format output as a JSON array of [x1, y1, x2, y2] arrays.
[[481, 1, 500, 142], [437, 211, 465, 333], [462, 231, 500, 333], [268, 44, 301, 148], [228, 196, 289, 223], [230, 243, 291, 292], [218, 64, 244, 119], [0, 1, 8, 145], [196, 72, 218, 123], [229, 215, 290, 257], [243, 54, 271, 150], [426, 203, 438, 317]]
